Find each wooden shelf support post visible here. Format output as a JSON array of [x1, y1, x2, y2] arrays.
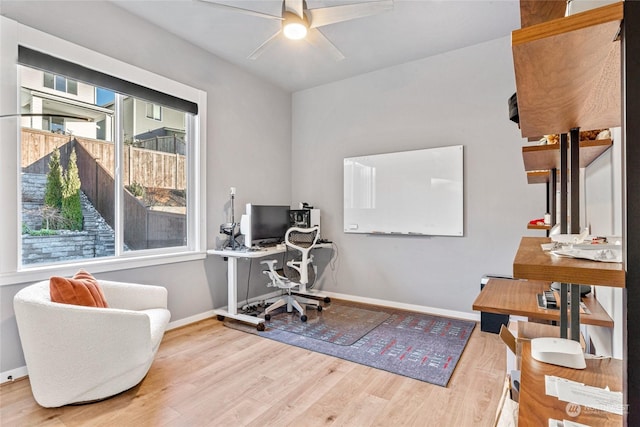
[[570, 127, 581, 234], [560, 133, 568, 234]]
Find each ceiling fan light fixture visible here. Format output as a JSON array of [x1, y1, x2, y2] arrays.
[[282, 11, 308, 40]]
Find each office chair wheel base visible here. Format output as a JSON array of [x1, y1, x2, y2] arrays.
[[256, 322, 265, 331], [264, 314, 271, 321], [317, 305, 323, 312], [216, 315, 225, 321], [323, 297, 331, 303], [301, 315, 308, 322]]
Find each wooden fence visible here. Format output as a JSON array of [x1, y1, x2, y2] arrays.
[[21, 128, 186, 190], [21, 130, 74, 174], [74, 141, 186, 250], [22, 128, 186, 250], [75, 142, 115, 227], [137, 135, 186, 155]]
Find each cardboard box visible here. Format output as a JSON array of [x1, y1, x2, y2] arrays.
[[499, 320, 586, 404], [500, 321, 586, 370], [494, 374, 518, 427]]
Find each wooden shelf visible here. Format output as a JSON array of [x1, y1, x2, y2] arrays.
[[518, 340, 623, 426], [473, 278, 613, 327], [527, 223, 551, 230], [513, 237, 625, 288], [519, 0, 566, 28], [522, 138, 612, 172], [512, 2, 623, 138], [526, 170, 551, 184]]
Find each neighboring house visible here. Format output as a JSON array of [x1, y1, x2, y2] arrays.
[[19, 65, 113, 141], [122, 97, 185, 145], [19, 65, 185, 148]]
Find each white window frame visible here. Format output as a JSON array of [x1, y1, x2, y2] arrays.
[[0, 17, 207, 285]]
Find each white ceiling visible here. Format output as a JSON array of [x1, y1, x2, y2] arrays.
[[113, 0, 521, 92]]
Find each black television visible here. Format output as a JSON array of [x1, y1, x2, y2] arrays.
[[240, 204, 290, 247]]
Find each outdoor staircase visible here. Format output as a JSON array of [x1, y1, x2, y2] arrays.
[[21, 173, 116, 257]]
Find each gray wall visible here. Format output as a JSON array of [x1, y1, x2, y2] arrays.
[[0, 1, 292, 373], [291, 36, 543, 313]]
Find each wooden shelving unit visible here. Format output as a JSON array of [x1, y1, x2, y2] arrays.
[[512, 2, 623, 138], [522, 138, 612, 171], [518, 340, 623, 427], [526, 223, 550, 230], [473, 278, 614, 327], [523, 139, 612, 228], [518, 0, 566, 28], [513, 236, 625, 288], [477, 3, 629, 423], [525, 170, 551, 184]]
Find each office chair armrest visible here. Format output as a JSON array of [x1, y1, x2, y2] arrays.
[[261, 259, 278, 270]]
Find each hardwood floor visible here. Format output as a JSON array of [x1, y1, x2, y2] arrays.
[[1, 316, 506, 426]]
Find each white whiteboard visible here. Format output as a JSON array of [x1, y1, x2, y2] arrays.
[[343, 145, 464, 236]]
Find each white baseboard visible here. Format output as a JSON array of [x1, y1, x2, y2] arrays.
[[166, 290, 284, 331], [166, 309, 217, 331], [166, 289, 480, 332], [1, 366, 28, 384], [314, 290, 481, 322], [2, 291, 478, 385]]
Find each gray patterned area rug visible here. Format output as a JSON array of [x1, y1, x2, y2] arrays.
[[226, 300, 475, 387], [265, 303, 390, 345]]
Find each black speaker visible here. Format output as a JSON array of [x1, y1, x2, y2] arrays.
[[508, 92, 519, 124], [480, 275, 511, 334]]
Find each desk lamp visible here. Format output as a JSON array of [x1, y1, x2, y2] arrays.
[[219, 187, 239, 250]]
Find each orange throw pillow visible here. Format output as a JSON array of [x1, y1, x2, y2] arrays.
[[50, 269, 108, 308]]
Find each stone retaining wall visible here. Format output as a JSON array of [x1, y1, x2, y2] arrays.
[[22, 232, 96, 265], [21, 172, 116, 265]]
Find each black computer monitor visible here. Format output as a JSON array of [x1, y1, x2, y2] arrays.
[[244, 204, 290, 247]]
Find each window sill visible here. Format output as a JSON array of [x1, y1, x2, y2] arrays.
[[0, 251, 206, 286]]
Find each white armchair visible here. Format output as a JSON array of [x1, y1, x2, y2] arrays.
[[13, 279, 171, 408]]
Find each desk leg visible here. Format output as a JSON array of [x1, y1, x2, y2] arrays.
[[213, 256, 265, 330], [227, 257, 238, 316]]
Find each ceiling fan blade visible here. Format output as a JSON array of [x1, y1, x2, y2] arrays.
[[284, 0, 304, 19], [307, 0, 393, 28], [196, 0, 283, 21], [248, 29, 282, 60], [305, 28, 345, 61]]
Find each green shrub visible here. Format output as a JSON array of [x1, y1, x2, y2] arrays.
[[44, 148, 63, 209], [127, 181, 146, 198], [27, 228, 58, 236], [62, 148, 83, 231], [62, 192, 83, 230]]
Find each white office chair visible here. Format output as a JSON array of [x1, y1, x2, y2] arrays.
[[261, 226, 322, 322]]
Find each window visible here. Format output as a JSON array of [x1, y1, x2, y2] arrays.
[[43, 71, 78, 95], [146, 102, 162, 120], [49, 116, 65, 133], [7, 41, 205, 276]]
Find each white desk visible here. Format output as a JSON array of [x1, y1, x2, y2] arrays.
[[207, 243, 332, 330]]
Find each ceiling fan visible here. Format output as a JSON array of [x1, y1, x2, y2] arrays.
[[197, 0, 394, 60]]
